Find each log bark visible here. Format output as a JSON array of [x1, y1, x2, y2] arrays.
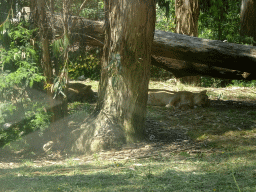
[[175, 0, 201, 85], [47, 14, 256, 79], [151, 56, 255, 80], [152, 30, 256, 73]]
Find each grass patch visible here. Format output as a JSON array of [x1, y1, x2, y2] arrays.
[[185, 107, 256, 150], [68, 102, 95, 115], [1, 81, 256, 191], [0, 151, 255, 191]]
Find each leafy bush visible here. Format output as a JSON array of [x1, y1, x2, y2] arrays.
[[150, 65, 173, 81], [201, 77, 256, 88], [199, 0, 240, 42], [79, 0, 104, 20], [155, 1, 176, 32], [201, 77, 233, 88], [0, 20, 50, 147], [231, 80, 256, 87], [68, 48, 101, 80]]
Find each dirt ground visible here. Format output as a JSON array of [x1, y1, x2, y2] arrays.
[[0, 84, 256, 168]]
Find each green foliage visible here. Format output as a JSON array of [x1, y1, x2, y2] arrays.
[[0, 20, 50, 147], [156, 0, 173, 18], [199, 76, 256, 88], [68, 48, 101, 80], [231, 80, 256, 87], [201, 77, 256, 88], [201, 77, 221, 87], [0, 106, 50, 148], [155, 1, 176, 32], [198, 0, 252, 45], [52, 38, 64, 58], [150, 65, 173, 81], [0, 1, 11, 24], [201, 77, 231, 88], [78, 0, 104, 20], [51, 0, 104, 20], [0, 21, 44, 88]]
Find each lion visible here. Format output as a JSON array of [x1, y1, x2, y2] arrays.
[[147, 89, 176, 106], [148, 89, 210, 109]]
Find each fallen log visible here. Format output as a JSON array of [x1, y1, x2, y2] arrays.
[[151, 56, 255, 80], [48, 14, 256, 80], [152, 30, 256, 73]]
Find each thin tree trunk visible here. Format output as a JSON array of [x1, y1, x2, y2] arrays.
[[35, 0, 68, 148], [69, 0, 156, 153], [36, 0, 54, 106]]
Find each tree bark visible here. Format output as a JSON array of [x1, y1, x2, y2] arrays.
[[151, 56, 254, 80], [34, 0, 68, 148], [175, 0, 199, 36], [69, 0, 156, 153], [36, 0, 54, 115], [175, 0, 200, 85], [152, 31, 256, 73], [240, 0, 256, 46]]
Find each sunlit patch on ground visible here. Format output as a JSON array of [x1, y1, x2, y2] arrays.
[[0, 81, 256, 191]]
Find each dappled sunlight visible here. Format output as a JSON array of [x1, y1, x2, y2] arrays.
[[1, 146, 256, 191], [1, 80, 256, 191]]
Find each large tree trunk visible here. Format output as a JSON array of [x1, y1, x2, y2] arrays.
[[68, 0, 156, 153], [175, 0, 200, 86]]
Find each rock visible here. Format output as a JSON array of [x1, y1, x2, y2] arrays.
[[67, 82, 97, 103]]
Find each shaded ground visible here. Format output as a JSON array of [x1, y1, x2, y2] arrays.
[[0, 84, 256, 192], [0, 85, 256, 166], [146, 98, 256, 141]]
